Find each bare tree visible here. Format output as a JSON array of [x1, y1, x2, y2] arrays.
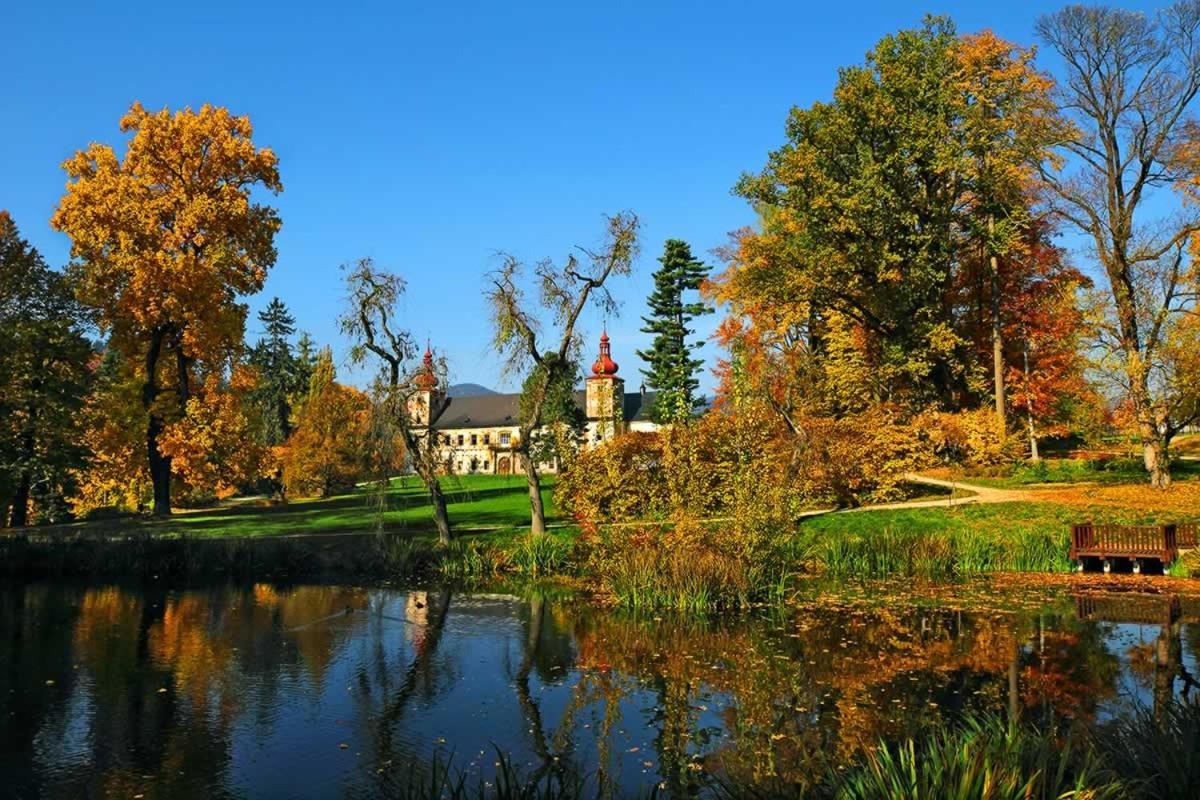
[[486, 212, 640, 535], [340, 258, 455, 544], [1037, 2, 1200, 487]]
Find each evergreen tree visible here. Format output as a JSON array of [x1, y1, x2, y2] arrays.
[[637, 239, 711, 423], [0, 212, 92, 526], [248, 298, 300, 445]]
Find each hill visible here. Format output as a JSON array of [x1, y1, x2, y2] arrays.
[[448, 383, 499, 398]]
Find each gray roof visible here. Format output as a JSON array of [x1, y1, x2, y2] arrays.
[[430, 390, 656, 430]]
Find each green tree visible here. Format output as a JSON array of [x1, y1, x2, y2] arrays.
[[522, 354, 587, 468], [248, 298, 301, 445], [733, 17, 970, 408], [0, 212, 92, 526], [637, 239, 711, 423]]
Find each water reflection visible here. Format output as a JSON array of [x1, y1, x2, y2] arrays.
[[1, 581, 1197, 798]]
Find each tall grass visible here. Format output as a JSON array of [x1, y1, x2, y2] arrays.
[[374, 749, 586, 800], [818, 526, 1072, 580], [834, 715, 1122, 800], [1090, 701, 1200, 798], [378, 705, 1200, 798], [507, 534, 575, 576]]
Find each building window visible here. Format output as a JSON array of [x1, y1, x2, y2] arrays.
[[457, 461, 463, 472], [500, 432, 511, 446], [470, 458, 478, 472], [484, 461, 490, 470], [457, 434, 464, 446], [470, 434, 478, 446], [484, 434, 490, 445]]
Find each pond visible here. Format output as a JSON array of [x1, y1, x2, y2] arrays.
[[2, 579, 1197, 798]]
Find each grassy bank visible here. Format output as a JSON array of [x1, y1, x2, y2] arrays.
[[796, 503, 1081, 579], [62, 474, 557, 538], [931, 456, 1200, 489], [8, 472, 1200, 605]]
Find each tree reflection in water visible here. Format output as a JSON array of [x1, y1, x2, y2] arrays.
[[0, 580, 1197, 798]]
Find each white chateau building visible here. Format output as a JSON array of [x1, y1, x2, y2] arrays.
[[408, 332, 659, 475]]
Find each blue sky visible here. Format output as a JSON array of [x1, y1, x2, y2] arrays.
[[1, 0, 1157, 393]]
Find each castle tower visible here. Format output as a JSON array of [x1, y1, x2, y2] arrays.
[[407, 343, 443, 427], [586, 331, 625, 441]]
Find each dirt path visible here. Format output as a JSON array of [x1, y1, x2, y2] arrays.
[[844, 473, 1034, 512]]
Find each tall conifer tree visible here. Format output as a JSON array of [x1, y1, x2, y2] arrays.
[[248, 298, 300, 445], [637, 239, 710, 423]]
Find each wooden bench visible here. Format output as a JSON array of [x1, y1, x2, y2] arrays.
[[1070, 523, 1179, 573]]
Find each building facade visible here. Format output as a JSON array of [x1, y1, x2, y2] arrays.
[[409, 333, 658, 475]]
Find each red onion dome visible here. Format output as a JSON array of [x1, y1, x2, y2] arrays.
[[415, 344, 438, 390], [591, 331, 619, 376]]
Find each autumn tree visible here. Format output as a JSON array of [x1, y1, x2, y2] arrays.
[[281, 348, 370, 497], [0, 212, 92, 526], [731, 19, 972, 410], [52, 103, 282, 514], [1037, 4, 1200, 487], [70, 348, 151, 516], [637, 239, 711, 423], [487, 212, 640, 535], [339, 258, 455, 544], [954, 30, 1063, 434], [158, 366, 267, 501]]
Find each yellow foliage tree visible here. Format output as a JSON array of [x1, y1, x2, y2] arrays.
[[280, 349, 371, 498], [51, 102, 282, 514], [158, 367, 267, 502], [70, 351, 151, 517]]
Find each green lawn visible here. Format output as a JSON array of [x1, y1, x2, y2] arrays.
[[77, 474, 557, 538], [950, 457, 1200, 489]]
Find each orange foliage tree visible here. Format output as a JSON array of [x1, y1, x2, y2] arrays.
[[158, 366, 267, 502], [280, 349, 371, 498], [52, 103, 282, 514]]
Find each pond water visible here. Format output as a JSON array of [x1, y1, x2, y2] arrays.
[[2, 579, 1198, 798]]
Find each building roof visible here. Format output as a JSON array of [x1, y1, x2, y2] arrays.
[[429, 389, 656, 430]]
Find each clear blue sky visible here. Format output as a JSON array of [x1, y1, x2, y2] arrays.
[[1, 0, 1157, 393]]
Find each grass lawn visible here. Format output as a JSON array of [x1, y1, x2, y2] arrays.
[[70, 474, 557, 538], [798, 502, 1082, 542], [934, 457, 1200, 489]]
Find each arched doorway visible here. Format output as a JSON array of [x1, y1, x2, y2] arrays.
[[497, 456, 511, 475]]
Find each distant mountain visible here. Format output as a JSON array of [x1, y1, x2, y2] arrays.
[[448, 383, 499, 398]]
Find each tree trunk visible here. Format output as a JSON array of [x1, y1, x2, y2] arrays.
[[9, 472, 31, 528], [989, 215, 1006, 436], [521, 450, 547, 536], [143, 329, 171, 516], [1142, 421, 1172, 490], [1022, 337, 1039, 462], [425, 474, 453, 545], [10, 413, 36, 527], [147, 415, 172, 516]]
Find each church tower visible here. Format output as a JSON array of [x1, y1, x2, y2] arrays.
[[407, 344, 443, 427], [586, 331, 625, 441]]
